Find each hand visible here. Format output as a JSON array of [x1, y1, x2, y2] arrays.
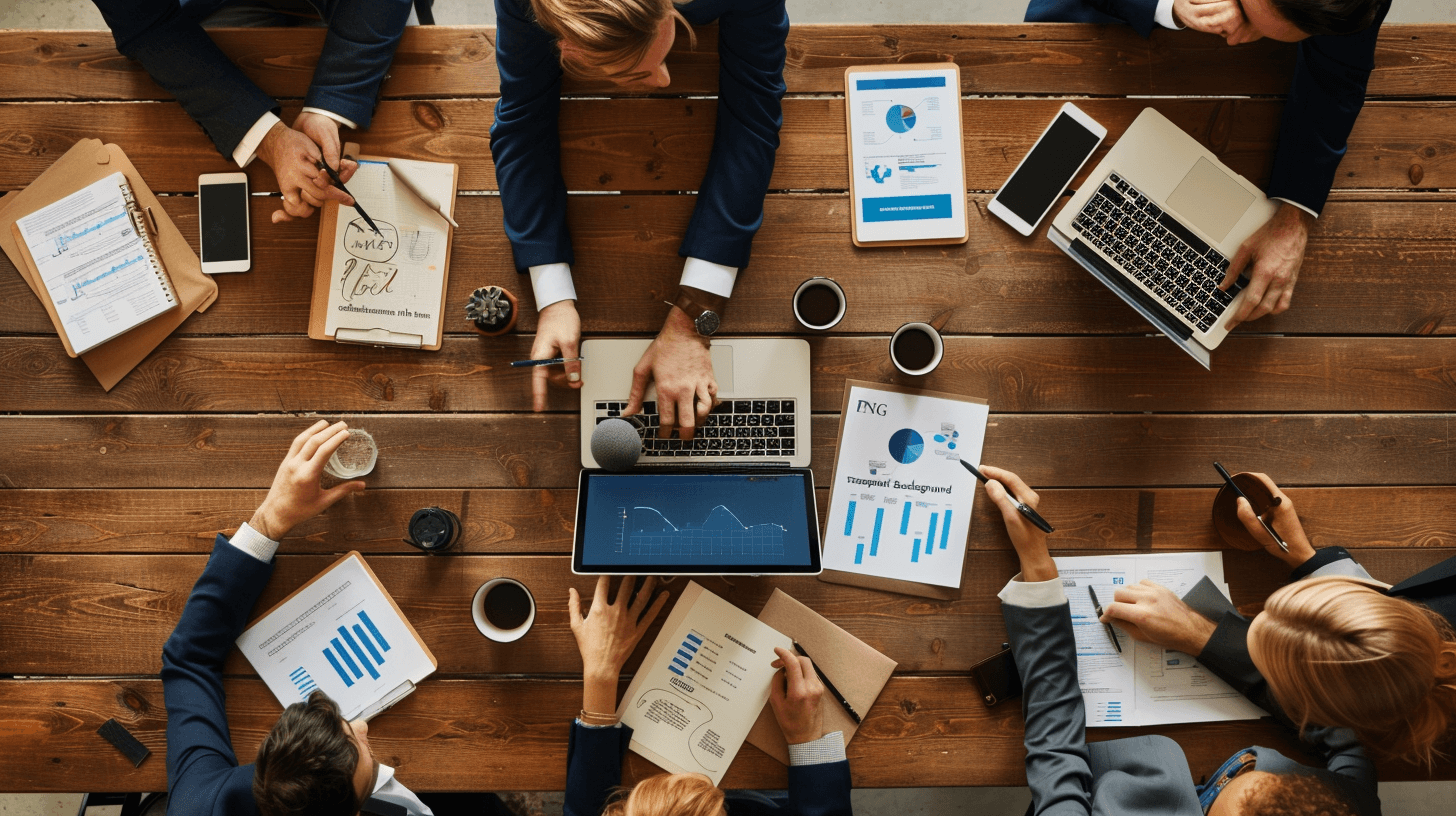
[[248, 420, 366, 540], [255, 117, 356, 224], [1220, 202, 1313, 329], [769, 647, 826, 745], [978, 464, 1055, 582], [1173, 0, 1262, 45], [1100, 580, 1218, 655], [1232, 472, 1316, 568], [623, 307, 718, 440], [530, 300, 583, 412], [568, 576, 669, 683]]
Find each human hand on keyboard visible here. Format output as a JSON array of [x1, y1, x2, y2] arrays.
[[1220, 202, 1312, 329], [624, 306, 719, 440]]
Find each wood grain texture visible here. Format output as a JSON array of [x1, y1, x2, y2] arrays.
[[1, 414, 1454, 490], [2, 195, 1453, 338]]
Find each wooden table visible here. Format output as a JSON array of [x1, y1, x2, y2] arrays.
[[1, 24, 1454, 792]]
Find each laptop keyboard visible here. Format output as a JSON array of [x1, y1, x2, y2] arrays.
[[595, 399, 797, 459], [1071, 173, 1246, 333]]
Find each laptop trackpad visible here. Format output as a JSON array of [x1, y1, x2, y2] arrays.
[[711, 345, 734, 395], [1165, 157, 1255, 244]]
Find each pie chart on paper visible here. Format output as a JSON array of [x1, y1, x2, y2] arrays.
[[888, 428, 924, 464], [886, 104, 917, 133]]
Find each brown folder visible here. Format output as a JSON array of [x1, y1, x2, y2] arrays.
[[745, 589, 897, 765], [0, 139, 218, 390]]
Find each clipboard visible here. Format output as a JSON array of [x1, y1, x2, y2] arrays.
[[818, 379, 989, 601], [308, 145, 457, 350], [0, 139, 218, 390], [844, 63, 969, 247]]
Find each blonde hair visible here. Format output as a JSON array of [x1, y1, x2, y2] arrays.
[[1252, 576, 1456, 765], [528, 0, 695, 80], [601, 773, 726, 816]]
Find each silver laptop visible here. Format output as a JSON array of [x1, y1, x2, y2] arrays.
[[579, 338, 812, 468], [1048, 108, 1279, 369]]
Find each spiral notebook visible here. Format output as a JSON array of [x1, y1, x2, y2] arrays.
[[13, 172, 178, 355]]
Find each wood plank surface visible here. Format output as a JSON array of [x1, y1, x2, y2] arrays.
[[3, 98, 1454, 194], [2, 414, 1454, 490], [3, 195, 1453, 338], [1, 26, 1453, 100]]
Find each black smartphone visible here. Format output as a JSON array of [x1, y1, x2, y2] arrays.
[[969, 643, 1023, 707]]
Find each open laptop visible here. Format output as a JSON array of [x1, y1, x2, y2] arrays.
[[578, 338, 812, 468], [1048, 108, 1279, 369]]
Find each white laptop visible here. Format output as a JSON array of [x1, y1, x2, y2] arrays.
[[579, 338, 812, 468], [1048, 107, 1279, 369]]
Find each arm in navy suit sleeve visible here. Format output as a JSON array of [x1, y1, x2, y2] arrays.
[[1266, 2, 1390, 215], [1024, 0, 1159, 38], [786, 759, 852, 816], [563, 721, 632, 816], [676, 0, 788, 269], [490, 0, 574, 272], [162, 535, 275, 816], [303, 0, 413, 129], [1003, 601, 1093, 816]]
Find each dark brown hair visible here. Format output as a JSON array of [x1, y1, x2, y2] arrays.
[[1235, 772, 1355, 816], [1270, 0, 1383, 37], [253, 691, 362, 816]]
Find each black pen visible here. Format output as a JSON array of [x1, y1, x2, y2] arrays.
[[792, 642, 861, 725], [1087, 586, 1122, 654], [1213, 461, 1287, 553], [509, 356, 584, 368], [314, 160, 381, 236], [959, 460, 1055, 534]]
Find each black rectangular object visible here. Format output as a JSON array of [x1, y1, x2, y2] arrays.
[[97, 718, 151, 768]]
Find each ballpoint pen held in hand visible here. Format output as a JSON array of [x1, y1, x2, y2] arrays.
[[315, 160, 381, 236], [792, 642, 862, 725], [960, 460, 1055, 534], [1087, 585, 1122, 653], [1213, 461, 1288, 553]]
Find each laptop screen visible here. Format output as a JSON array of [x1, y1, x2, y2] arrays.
[[574, 469, 822, 575]]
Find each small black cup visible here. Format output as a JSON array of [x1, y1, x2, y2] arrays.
[[404, 507, 461, 554]]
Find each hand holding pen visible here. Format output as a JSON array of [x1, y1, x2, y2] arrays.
[[962, 461, 1054, 533], [769, 646, 829, 745], [972, 464, 1058, 583], [1217, 468, 1317, 567]]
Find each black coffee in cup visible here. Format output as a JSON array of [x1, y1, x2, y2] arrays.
[[797, 283, 840, 326], [892, 327, 937, 371], [483, 582, 532, 631]]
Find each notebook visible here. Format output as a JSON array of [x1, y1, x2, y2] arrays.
[[13, 172, 177, 355]]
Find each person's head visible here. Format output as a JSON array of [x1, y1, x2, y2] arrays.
[[253, 691, 379, 816], [1209, 770, 1355, 816], [529, 0, 695, 89], [1185, 0, 1383, 46], [602, 772, 726, 816], [1247, 576, 1456, 765]]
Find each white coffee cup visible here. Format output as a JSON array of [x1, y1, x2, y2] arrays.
[[792, 277, 847, 330], [471, 578, 536, 643], [889, 322, 945, 376]]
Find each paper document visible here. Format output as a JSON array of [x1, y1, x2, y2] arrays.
[[1053, 552, 1267, 727], [617, 581, 792, 785], [236, 553, 436, 721], [820, 382, 989, 589]]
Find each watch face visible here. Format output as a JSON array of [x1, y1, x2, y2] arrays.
[[695, 310, 721, 336]]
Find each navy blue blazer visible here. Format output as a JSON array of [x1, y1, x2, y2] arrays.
[[91, 0, 412, 157], [490, 0, 788, 273], [564, 722, 852, 816], [1025, 0, 1390, 215]]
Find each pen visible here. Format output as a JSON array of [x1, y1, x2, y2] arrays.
[[1087, 586, 1122, 654], [1213, 461, 1288, 553], [314, 160, 381, 236], [509, 356, 585, 368], [387, 160, 460, 228], [959, 460, 1055, 534], [792, 642, 861, 725]]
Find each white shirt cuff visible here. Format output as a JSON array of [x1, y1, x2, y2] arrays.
[[680, 257, 739, 299], [1154, 0, 1184, 29], [574, 718, 623, 729], [997, 574, 1067, 608], [300, 107, 358, 131], [1273, 197, 1320, 219], [232, 111, 282, 168], [787, 731, 846, 766], [529, 263, 578, 311], [227, 522, 279, 563]]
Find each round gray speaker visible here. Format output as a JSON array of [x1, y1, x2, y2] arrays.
[[591, 418, 643, 472]]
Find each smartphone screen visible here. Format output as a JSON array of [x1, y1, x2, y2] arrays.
[[993, 112, 1103, 227], [199, 182, 249, 263]]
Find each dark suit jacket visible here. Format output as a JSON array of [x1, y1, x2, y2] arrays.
[[563, 721, 852, 816], [91, 0, 412, 157], [1002, 593, 1378, 816], [1025, 0, 1390, 215], [490, 0, 788, 273]]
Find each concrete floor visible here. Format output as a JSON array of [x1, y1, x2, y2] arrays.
[[3, 0, 1455, 813]]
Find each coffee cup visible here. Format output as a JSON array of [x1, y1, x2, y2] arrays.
[[889, 322, 944, 375], [792, 277, 847, 330], [324, 429, 377, 479], [471, 578, 536, 643], [404, 507, 461, 554]]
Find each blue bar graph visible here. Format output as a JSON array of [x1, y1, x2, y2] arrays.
[[900, 502, 912, 535], [323, 648, 354, 687], [911, 538, 921, 563], [686, 633, 702, 645], [941, 510, 952, 549], [290, 667, 317, 697], [871, 508, 884, 556], [844, 501, 857, 536], [353, 624, 384, 664], [358, 610, 390, 652], [926, 514, 939, 555], [669, 665, 684, 676], [320, 609, 393, 689], [854, 542, 865, 564], [339, 626, 380, 680]]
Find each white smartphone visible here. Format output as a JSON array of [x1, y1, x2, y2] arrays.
[[197, 172, 251, 273], [988, 102, 1107, 237]]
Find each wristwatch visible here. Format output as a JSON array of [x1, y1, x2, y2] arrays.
[[669, 286, 728, 337]]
